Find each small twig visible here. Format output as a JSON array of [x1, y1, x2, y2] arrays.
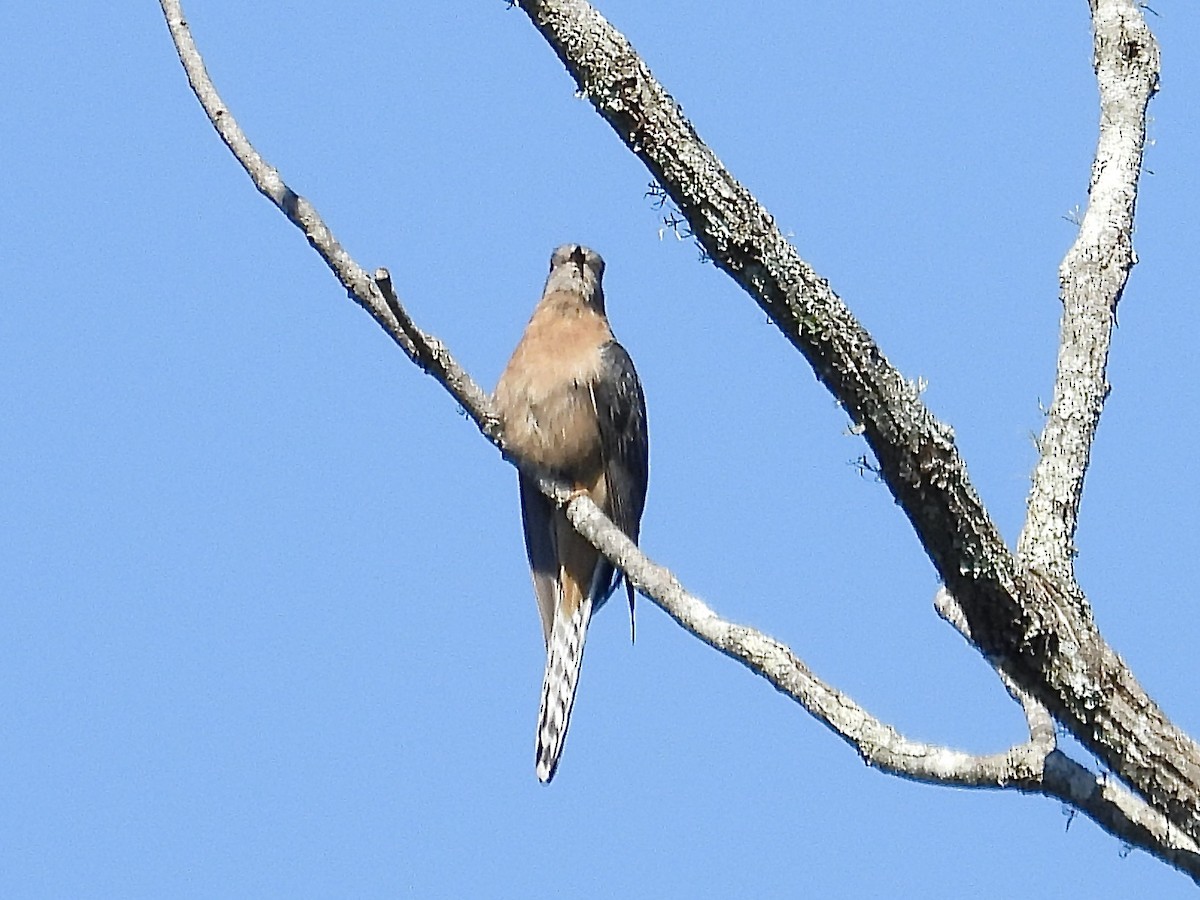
[[935, 588, 1056, 746], [374, 268, 421, 350]]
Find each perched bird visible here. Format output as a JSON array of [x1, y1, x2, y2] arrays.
[[494, 244, 649, 783]]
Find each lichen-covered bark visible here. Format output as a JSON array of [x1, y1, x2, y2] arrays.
[[1019, 0, 1159, 581], [516, 0, 1200, 842]]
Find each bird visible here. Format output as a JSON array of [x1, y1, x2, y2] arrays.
[[493, 244, 649, 783]]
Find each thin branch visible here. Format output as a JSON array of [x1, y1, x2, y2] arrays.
[[572, 504, 1055, 790], [1018, 0, 1160, 579], [934, 588, 1057, 748], [373, 267, 500, 437], [158, 0, 499, 441]]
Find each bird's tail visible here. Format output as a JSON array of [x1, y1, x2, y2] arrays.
[[535, 593, 595, 783]]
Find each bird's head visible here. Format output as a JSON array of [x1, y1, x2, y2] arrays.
[[545, 243, 606, 312]]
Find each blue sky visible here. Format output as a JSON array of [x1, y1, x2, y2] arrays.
[[3, 2, 1200, 896]]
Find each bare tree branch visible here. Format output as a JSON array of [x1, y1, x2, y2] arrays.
[[512, 0, 1200, 847], [159, 0, 1199, 879], [1018, 0, 1160, 579], [159, 2, 498, 441]]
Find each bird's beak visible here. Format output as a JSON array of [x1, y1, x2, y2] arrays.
[[569, 246, 586, 268]]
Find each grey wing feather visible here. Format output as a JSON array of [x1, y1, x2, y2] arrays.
[[519, 474, 559, 646], [592, 340, 650, 608]]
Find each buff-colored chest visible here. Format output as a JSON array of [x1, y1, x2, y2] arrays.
[[494, 293, 614, 477]]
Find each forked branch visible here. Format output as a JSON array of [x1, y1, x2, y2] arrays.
[[159, 0, 1197, 880]]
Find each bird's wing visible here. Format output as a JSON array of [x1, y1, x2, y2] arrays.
[[591, 339, 650, 609], [519, 473, 559, 647]]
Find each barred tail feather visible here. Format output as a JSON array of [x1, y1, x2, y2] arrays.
[[535, 594, 595, 783]]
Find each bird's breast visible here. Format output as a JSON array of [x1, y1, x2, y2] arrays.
[[494, 303, 613, 478]]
